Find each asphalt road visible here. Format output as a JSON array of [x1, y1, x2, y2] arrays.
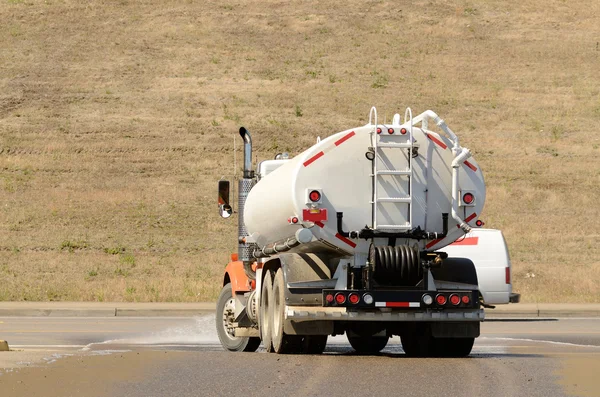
[[1, 316, 599, 397]]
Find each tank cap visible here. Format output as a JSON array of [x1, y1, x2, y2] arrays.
[[295, 228, 313, 244]]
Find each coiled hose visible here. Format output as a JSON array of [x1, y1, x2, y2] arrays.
[[370, 245, 422, 286]]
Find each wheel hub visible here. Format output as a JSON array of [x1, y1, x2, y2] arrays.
[[222, 298, 236, 340]]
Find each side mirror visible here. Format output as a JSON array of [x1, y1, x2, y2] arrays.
[[218, 180, 233, 218]]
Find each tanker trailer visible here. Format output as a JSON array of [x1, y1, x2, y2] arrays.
[[215, 107, 508, 357]]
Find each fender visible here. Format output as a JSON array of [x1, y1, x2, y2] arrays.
[[224, 260, 251, 296]]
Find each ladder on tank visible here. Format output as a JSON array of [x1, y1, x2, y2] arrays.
[[369, 107, 415, 231]]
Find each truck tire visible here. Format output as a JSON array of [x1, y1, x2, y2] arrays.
[[348, 335, 389, 355], [271, 268, 301, 354], [302, 335, 328, 354], [400, 324, 434, 357], [260, 271, 274, 352], [401, 324, 474, 357], [216, 283, 260, 352], [433, 337, 474, 357]]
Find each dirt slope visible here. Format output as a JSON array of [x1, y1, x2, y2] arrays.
[[1, 0, 599, 302]]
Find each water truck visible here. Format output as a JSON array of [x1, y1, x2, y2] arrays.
[[215, 107, 519, 357]]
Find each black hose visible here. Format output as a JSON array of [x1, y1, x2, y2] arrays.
[[370, 245, 422, 286], [252, 238, 301, 258]]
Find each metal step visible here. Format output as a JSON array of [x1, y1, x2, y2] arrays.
[[375, 170, 411, 176], [377, 143, 412, 148], [375, 197, 411, 203], [376, 224, 412, 230]]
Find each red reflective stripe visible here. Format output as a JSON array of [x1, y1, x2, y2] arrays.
[[450, 237, 479, 246], [386, 302, 410, 308], [426, 133, 447, 149], [464, 160, 477, 172], [303, 151, 324, 167], [314, 221, 325, 228], [425, 238, 442, 249], [335, 233, 357, 248], [457, 213, 478, 228], [334, 131, 355, 146], [464, 213, 477, 223]]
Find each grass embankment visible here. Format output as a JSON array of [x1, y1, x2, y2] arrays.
[[1, 0, 599, 302]]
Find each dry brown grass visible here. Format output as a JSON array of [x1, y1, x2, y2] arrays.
[[1, 0, 599, 302]]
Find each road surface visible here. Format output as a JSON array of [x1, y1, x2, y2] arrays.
[[0, 316, 599, 396]]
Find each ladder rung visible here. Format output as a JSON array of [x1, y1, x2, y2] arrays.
[[377, 143, 412, 148], [376, 197, 411, 203], [375, 170, 411, 176], [376, 224, 412, 230]]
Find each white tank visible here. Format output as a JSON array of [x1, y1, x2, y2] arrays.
[[244, 109, 485, 256]]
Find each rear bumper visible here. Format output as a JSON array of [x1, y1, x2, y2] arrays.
[[286, 306, 484, 322]]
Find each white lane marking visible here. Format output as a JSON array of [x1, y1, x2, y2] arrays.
[[480, 337, 600, 349]]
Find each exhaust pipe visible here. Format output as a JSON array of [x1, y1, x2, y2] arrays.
[[238, 127, 256, 279], [239, 127, 254, 178]]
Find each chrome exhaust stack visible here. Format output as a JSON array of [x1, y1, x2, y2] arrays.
[[238, 127, 256, 279]]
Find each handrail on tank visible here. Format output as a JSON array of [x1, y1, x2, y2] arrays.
[[409, 110, 472, 236], [405, 109, 473, 239], [411, 110, 460, 153], [368, 106, 378, 128]]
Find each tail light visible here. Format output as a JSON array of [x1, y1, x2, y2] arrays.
[[476, 220, 484, 227], [449, 294, 460, 306], [435, 294, 447, 305], [461, 295, 470, 304], [462, 193, 475, 205], [387, 128, 394, 134], [325, 294, 334, 303], [348, 293, 360, 305], [506, 267, 511, 284], [335, 293, 346, 304], [309, 190, 321, 202], [362, 294, 374, 304]]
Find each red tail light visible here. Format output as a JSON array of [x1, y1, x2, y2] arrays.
[[463, 193, 475, 205], [309, 190, 321, 202], [449, 294, 460, 305], [505, 267, 511, 284], [335, 293, 346, 304], [387, 128, 394, 134], [400, 128, 407, 135], [377, 128, 382, 134], [436, 294, 447, 305], [461, 295, 470, 304], [348, 293, 360, 304], [326, 294, 334, 303]]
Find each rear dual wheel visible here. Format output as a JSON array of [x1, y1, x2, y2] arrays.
[[261, 268, 328, 354], [348, 335, 389, 355], [260, 271, 274, 352], [272, 268, 301, 354], [401, 325, 474, 357]]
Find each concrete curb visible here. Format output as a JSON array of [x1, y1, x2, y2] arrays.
[[485, 303, 600, 318], [0, 302, 598, 318], [0, 302, 215, 317]]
